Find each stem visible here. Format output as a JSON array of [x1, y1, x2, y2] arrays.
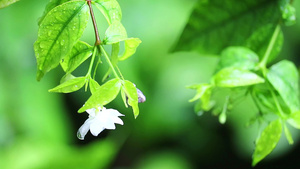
[[258, 25, 281, 73], [268, 84, 286, 119], [86, 46, 98, 77], [99, 45, 120, 79], [87, 0, 101, 46]]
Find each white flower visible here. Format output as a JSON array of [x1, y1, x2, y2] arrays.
[[77, 107, 124, 140]]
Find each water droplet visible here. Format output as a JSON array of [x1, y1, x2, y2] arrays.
[[39, 41, 48, 49], [60, 40, 65, 46], [75, 85, 78, 88]]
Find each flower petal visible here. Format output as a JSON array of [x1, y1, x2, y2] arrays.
[[77, 118, 93, 140], [107, 108, 124, 117], [86, 108, 96, 117], [112, 116, 124, 125], [90, 122, 105, 136]]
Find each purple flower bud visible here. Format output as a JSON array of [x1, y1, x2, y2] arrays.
[[137, 88, 146, 103]]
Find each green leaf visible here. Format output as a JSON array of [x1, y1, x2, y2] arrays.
[[49, 76, 86, 93], [188, 84, 213, 112], [283, 123, 294, 144], [287, 111, 300, 129], [216, 46, 259, 71], [267, 60, 300, 113], [93, 0, 122, 25], [213, 68, 265, 87], [279, 0, 296, 26], [78, 78, 121, 113], [61, 41, 93, 73], [103, 21, 127, 44], [119, 38, 142, 61], [34, 1, 89, 81], [89, 78, 101, 95], [60, 73, 76, 84], [38, 0, 72, 25], [0, 0, 19, 9], [123, 80, 139, 118], [173, 0, 282, 60], [252, 119, 282, 166]]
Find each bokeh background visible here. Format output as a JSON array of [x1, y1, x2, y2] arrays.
[[1, 0, 300, 168]]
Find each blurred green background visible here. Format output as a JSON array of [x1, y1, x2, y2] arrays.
[[1, 0, 300, 168]]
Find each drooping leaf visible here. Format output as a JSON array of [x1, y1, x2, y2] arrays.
[[103, 21, 127, 44], [216, 46, 259, 71], [267, 60, 300, 113], [49, 76, 86, 93], [34, 1, 89, 81], [173, 0, 282, 61], [0, 0, 19, 9], [252, 119, 282, 166], [78, 78, 121, 113], [89, 78, 101, 94], [119, 38, 142, 61], [283, 123, 294, 144], [123, 80, 139, 118], [61, 41, 93, 73], [38, 0, 72, 25], [213, 68, 265, 87], [93, 0, 122, 25]]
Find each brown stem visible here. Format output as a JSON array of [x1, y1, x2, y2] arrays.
[[87, 0, 101, 46]]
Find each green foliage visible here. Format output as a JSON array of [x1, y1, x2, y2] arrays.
[[34, 0, 90, 80], [49, 76, 87, 93], [78, 78, 122, 113], [177, 0, 299, 165], [252, 119, 282, 166], [173, 0, 282, 61], [212, 68, 265, 87], [267, 60, 300, 113], [33, 0, 142, 118], [0, 0, 19, 9], [61, 41, 93, 74], [123, 80, 139, 118]]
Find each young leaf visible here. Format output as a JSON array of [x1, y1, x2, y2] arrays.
[[118, 38, 142, 61], [213, 68, 265, 87], [89, 78, 101, 95], [252, 119, 282, 166], [93, 0, 122, 25], [188, 84, 213, 112], [38, 0, 72, 25], [78, 78, 121, 113], [49, 76, 86, 93], [172, 0, 282, 60], [267, 60, 300, 113], [123, 80, 139, 118], [61, 41, 93, 73], [287, 111, 300, 129], [103, 21, 127, 44], [283, 123, 294, 144], [34, 1, 89, 81], [0, 0, 19, 9], [216, 46, 259, 71]]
